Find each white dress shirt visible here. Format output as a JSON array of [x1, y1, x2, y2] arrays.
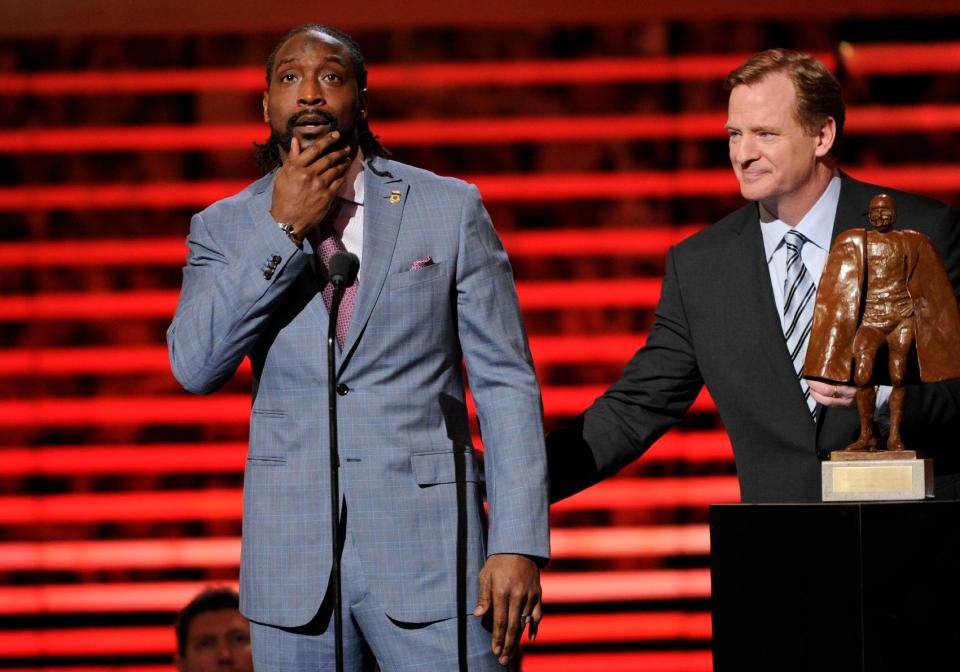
[[331, 149, 365, 267]]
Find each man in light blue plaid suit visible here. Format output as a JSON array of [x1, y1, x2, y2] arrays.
[[168, 24, 549, 671]]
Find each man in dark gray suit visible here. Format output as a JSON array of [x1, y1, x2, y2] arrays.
[[548, 48, 960, 504]]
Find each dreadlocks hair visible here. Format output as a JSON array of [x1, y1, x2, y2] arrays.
[[254, 24, 392, 176]]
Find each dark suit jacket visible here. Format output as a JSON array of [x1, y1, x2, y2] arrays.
[[548, 175, 960, 503]]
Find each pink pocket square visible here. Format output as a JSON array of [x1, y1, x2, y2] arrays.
[[409, 256, 434, 271]]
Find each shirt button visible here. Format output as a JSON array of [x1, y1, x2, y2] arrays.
[[336, 383, 349, 396]]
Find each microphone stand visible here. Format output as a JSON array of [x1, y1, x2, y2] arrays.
[[327, 276, 347, 672]]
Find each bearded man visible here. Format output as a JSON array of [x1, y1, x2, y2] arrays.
[[168, 24, 548, 671]]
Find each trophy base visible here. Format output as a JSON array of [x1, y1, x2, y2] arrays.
[[821, 451, 932, 501], [829, 449, 917, 461]]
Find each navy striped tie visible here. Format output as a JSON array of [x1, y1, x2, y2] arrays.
[[783, 230, 817, 416]]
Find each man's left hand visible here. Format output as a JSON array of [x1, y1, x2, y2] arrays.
[[808, 379, 857, 407], [473, 553, 542, 666]]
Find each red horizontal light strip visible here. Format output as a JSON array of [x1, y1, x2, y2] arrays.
[[0, 525, 708, 571], [0, 657, 713, 672], [0, 537, 240, 571], [1, 668, 168, 672], [0, 170, 737, 211], [0, 290, 178, 319], [842, 42, 960, 75], [0, 660, 710, 672], [0, 612, 711, 657], [0, 335, 647, 374], [0, 335, 648, 375], [0, 227, 701, 268], [545, 568, 711, 602], [0, 443, 247, 475], [0, 626, 172, 656], [0, 476, 732, 525], [0, 570, 708, 614], [0, 430, 731, 477], [0, 67, 263, 94], [530, 334, 647, 367], [550, 525, 710, 558], [646, 430, 732, 461], [0, 280, 663, 320], [0, 43, 952, 100], [0, 488, 242, 524], [0, 347, 237, 376], [0, 386, 714, 427], [519, 279, 662, 308], [505, 226, 704, 256], [0, 239, 188, 266], [524, 651, 713, 672], [0, 55, 763, 96], [0, 580, 237, 614], [0, 180, 248, 210], [0, 123, 270, 153], [847, 104, 960, 133], [0, 116, 720, 153], [0, 345, 181, 374], [0, 395, 252, 426], [555, 476, 740, 510], [6, 102, 960, 155], [5, 164, 960, 212], [530, 611, 711, 644]]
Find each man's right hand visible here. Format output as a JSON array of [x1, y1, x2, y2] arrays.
[[270, 131, 352, 240]]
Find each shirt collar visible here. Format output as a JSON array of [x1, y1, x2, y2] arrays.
[[760, 175, 841, 262], [337, 149, 365, 206]]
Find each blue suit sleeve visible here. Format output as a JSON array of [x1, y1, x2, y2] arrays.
[[167, 209, 311, 394], [454, 185, 550, 563]]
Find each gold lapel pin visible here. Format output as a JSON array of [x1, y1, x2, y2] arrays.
[[389, 190, 402, 204]]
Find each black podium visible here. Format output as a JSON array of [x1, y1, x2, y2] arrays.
[[710, 502, 960, 671]]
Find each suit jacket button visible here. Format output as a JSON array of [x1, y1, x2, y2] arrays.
[[263, 270, 273, 280], [272, 255, 282, 264], [336, 383, 349, 396]]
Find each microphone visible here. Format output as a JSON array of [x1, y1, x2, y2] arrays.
[[329, 252, 359, 290], [323, 249, 358, 672]]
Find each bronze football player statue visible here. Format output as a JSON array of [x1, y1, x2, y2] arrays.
[[805, 193, 960, 452]]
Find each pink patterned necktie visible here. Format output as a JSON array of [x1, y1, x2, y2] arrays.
[[318, 233, 357, 349]]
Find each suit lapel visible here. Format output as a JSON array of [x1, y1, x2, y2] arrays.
[[730, 205, 819, 438], [735, 207, 805, 390], [338, 164, 406, 369]]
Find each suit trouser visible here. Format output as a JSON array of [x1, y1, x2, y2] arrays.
[[250, 515, 503, 671]]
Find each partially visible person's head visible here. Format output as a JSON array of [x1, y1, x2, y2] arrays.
[[724, 49, 843, 223], [255, 23, 390, 173], [868, 193, 897, 232], [174, 588, 252, 672]]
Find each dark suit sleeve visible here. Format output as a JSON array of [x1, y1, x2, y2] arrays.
[[547, 246, 705, 501]]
